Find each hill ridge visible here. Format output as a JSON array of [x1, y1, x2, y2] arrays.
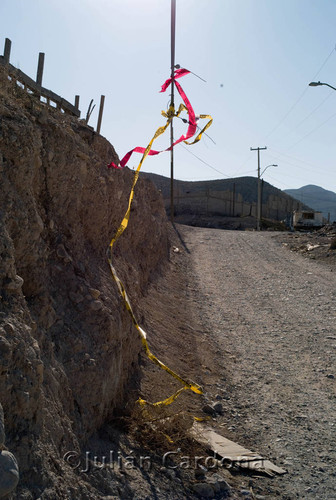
[[284, 185, 336, 222], [142, 172, 312, 224]]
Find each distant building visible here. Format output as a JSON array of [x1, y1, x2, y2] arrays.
[[293, 210, 324, 230]]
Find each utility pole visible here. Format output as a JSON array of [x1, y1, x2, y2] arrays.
[[170, 0, 176, 223], [232, 182, 236, 217], [250, 146, 267, 231]]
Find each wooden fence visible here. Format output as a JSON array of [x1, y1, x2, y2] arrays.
[[0, 38, 105, 133]]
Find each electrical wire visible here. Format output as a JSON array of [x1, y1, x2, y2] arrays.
[[231, 154, 254, 176], [266, 147, 333, 172], [288, 110, 336, 150], [175, 64, 207, 83], [264, 45, 336, 140], [265, 173, 296, 189], [180, 146, 258, 180], [265, 149, 335, 176], [175, 115, 216, 144], [180, 144, 231, 178], [282, 90, 335, 139]]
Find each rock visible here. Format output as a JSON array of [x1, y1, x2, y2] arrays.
[[209, 474, 231, 495], [5, 275, 24, 293], [211, 482, 221, 494], [0, 450, 20, 497], [213, 402, 223, 415], [202, 404, 217, 417], [56, 244, 72, 263], [90, 300, 103, 311], [3, 323, 14, 335], [165, 469, 175, 480], [69, 291, 84, 304], [0, 404, 5, 447], [36, 110, 49, 125], [35, 360, 44, 384], [194, 468, 206, 480], [192, 482, 215, 498], [89, 288, 101, 300], [0, 336, 11, 369]]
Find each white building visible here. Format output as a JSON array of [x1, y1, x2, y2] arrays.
[[293, 210, 324, 230]]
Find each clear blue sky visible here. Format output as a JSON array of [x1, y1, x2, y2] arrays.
[[1, 0, 336, 193]]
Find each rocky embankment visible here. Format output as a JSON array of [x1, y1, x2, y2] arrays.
[[0, 67, 169, 497]]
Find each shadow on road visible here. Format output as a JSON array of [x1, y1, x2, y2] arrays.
[[172, 223, 190, 254]]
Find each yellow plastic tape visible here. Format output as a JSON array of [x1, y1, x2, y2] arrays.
[[137, 387, 186, 408], [107, 104, 208, 406], [184, 114, 213, 145]]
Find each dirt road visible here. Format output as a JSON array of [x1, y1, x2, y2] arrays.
[[176, 226, 336, 499]]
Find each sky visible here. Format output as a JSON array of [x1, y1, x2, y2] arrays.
[[1, 0, 336, 194]]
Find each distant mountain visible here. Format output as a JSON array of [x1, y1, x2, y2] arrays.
[[284, 185, 336, 223], [143, 173, 295, 204]]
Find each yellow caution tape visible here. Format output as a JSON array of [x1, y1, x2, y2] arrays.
[[107, 103, 209, 406], [108, 105, 175, 251], [137, 387, 187, 408], [184, 114, 213, 145], [107, 100, 212, 406], [193, 415, 211, 422]]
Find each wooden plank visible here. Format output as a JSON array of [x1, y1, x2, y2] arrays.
[[191, 423, 287, 477], [4, 38, 11, 64], [0, 57, 80, 117], [36, 52, 45, 86], [96, 95, 105, 134]]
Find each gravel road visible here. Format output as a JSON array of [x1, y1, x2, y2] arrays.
[[177, 226, 336, 499]]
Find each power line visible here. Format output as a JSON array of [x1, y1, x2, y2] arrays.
[[265, 149, 334, 176], [265, 173, 294, 189], [282, 90, 334, 139], [175, 115, 216, 144], [311, 44, 336, 80], [231, 154, 253, 176], [265, 88, 310, 140], [267, 147, 330, 171], [264, 45, 336, 140], [288, 110, 336, 150], [180, 144, 231, 178]]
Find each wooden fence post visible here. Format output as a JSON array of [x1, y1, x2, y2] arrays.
[[96, 95, 105, 134], [4, 38, 11, 64], [36, 52, 45, 86]]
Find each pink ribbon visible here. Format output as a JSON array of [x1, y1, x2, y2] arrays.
[[108, 68, 197, 169], [159, 67, 191, 92]]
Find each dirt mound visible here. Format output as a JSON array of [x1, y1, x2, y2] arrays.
[[0, 65, 169, 497]]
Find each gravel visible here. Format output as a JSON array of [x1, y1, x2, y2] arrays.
[[177, 226, 336, 499]]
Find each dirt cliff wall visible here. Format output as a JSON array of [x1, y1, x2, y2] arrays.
[[0, 67, 169, 496]]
